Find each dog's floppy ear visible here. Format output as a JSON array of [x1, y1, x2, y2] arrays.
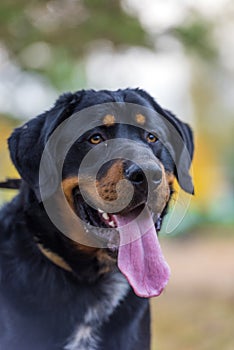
[[164, 109, 194, 194], [8, 113, 47, 200], [136, 89, 194, 194], [8, 92, 82, 200]]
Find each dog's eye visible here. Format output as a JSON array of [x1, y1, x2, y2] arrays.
[[89, 134, 104, 145], [146, 133, 158, 143]]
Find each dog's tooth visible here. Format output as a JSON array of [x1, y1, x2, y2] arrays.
[[98, 208, 104, 213], [102, 212, 109, 220], [109, 221, 115, 227]]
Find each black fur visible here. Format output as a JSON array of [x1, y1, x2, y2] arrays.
[[0, 89, 194, 350]]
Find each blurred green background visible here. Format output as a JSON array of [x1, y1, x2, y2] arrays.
[[0, 1, 233, 349]]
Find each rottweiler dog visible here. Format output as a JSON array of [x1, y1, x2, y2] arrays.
[[0, 89, 194, 350]]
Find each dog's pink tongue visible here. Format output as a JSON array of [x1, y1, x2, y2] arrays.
[[115, 208, 170, 298]]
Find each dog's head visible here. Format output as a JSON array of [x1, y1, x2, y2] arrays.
[[8, 88, 194, 297]]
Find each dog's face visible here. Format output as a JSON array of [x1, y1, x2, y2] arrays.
[[62, 117, 173, 225], [8, 88, 194, 298]]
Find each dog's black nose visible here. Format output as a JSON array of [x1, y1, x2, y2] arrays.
[[125, 163, 162, 188], [125, 164, 145, 185]]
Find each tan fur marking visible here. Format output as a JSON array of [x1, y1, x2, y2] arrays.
[[96, 160, 124, 201], [103, 114, 115, 126], [96, 250, 116, 274], [37, 243, 72, 271], [72, 241, 99, 255], [166, 171, 175, 186], [135, 113, 146, 125], [62, 177, 79, 210], [61, 177, 100, 255], [151, 164, 171, 214]]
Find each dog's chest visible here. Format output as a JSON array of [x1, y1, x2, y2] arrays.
[[65, 272, 129, 350]]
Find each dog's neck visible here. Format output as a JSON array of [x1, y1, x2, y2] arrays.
[[36, 242, 72, 272], [15, 183, 116, 282]]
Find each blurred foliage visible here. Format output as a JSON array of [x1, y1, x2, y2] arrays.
[[172, 14, 217, 61], [0, 0, 149, 51], [0, 0, 150, 89], [0, 115, 20, 204], [0, 0, 219, 90]]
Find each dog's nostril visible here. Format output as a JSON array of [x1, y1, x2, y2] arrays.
[[130, 171, 145, 184], [151, 168, 162, 185], [125, 163, 162, 188], [139, 164, 162, 187], [125, 164, 145, 185]]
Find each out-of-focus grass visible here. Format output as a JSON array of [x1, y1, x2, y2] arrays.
[[151, 231, 234, 350], [152, 294, 234, 350]]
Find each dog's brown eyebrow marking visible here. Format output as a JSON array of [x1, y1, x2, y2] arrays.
[[103, 114, 115, 126], [135, 114, 146, 125]]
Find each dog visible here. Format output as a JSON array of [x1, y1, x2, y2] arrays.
[[0, 88, 194, 350]]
